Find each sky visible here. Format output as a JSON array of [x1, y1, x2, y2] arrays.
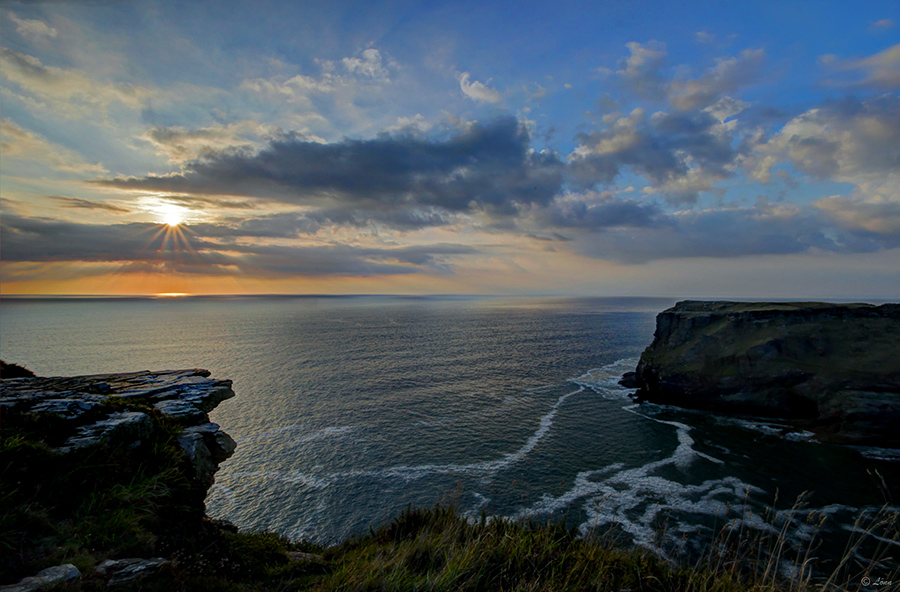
[[1, 0, 899, 298]]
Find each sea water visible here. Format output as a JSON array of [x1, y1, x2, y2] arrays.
[[2, 295, 897, 569]]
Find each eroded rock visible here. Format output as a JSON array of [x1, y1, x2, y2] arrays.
[[0, 564, 80, 592], [178, 423, 237, 489], [97, 557, 169, 586], [1, 368, 238, 589], [60, 411, 154, 453], [1, 368, 237, 502]]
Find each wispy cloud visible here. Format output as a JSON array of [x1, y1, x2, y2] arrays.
[[0, 48, 153, 118], [6, 12, 58, 41], [458, 72, 502, 103], [0, 118, 107, 174], [869, 18, 894, 32], [48, 196, 131, 213]]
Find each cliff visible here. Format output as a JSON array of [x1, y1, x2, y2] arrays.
[[628, 301, 900, 446], [1, 369, 237, 589]]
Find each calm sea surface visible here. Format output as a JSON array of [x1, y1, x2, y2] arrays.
[[2, 295, 897, 567]]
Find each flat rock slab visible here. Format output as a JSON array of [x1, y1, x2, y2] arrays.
[[1, 369, 235, 452], [97, 557, 169, 586], [0, 564, 80, 592]]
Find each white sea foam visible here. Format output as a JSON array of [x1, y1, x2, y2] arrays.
[[718, 417, 823, 444], [569, 357, 640, 399], [509, 403, 765, 557], [219, 382, 589, 490], [854, 447, 900, 462], [784, 430, 817, 442]]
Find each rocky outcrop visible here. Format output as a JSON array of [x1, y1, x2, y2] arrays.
[[628, 301, 900, 446], [1, 368, 237, 588], [0, 564, 80, 592], [1, 369, 236, 477]]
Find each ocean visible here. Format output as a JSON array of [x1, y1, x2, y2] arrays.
[[2, 295, 897, 570]]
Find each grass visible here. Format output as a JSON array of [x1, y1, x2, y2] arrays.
[[0, 360, 36, 378], [3, 395, 897, 591]]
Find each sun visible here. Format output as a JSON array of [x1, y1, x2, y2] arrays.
[[164, 211, 183, 226], [158, 204, 187, 227]]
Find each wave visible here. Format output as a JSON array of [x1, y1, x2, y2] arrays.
[[217, 384, 589, 489], [511, 402, 742, 556], [568, 357, 640, 399]]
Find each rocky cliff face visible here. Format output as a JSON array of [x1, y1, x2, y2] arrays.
[[629, 301, 900, 446], [1, 369, 238, 587], [1, 369, 236, 492]]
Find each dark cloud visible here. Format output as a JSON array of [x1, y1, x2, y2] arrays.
[[48, 196, 132, 213], [0, 213, 231, 265], [160, 195, 259, 210], [0, 212, 476, 279], [527, 195, 663, 230], [569, 109, 739, 203], [226, 243, 474, 277], [190, 213, 322, 239], [97, 117, 566, 217], [563, 205, 900, 264]]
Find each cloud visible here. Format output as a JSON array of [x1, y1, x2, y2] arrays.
[[7, 12, 58, 40], [525, 192, 662, 230], [581, 42, 764, 202], [668, 49, 765, 110], [760, 95, 900, 181], [870, 19, 894, 31], [844, 43, 900, 88], [458, 72, 502, 103], [223, 242, 475, 277], [749, 94, 900, 239], [142, 121, 282, 163], [0, 118, 107, 174], [600, 42, 764, 111], [48, 196, 131, 213], [815, 194, 900, 235], [97, 117, 565, 218], [820, 44, 900, 88], [613, 41, 668, 99], [0, 48, 154, 118], [568, 107, 740, 204], [342, 49, 390, 81], [560, 202, 899, 264], [0, 212, 476, 279], [239, 73, 335, 101], [0, 213, 223, 265], [156, 195, 259, 210]]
